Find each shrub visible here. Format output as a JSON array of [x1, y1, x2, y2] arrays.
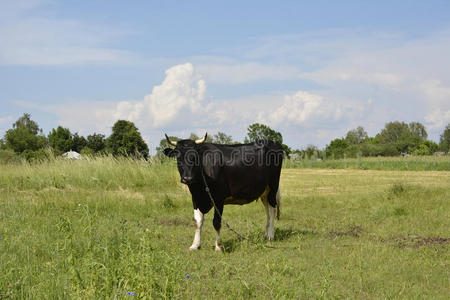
[[19, 148, 51, 162], [0, 149, 21, 164], [412, 144, 431, 156]]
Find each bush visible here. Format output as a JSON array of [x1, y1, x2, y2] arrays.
[[412, 144, 431, 156], [0, 149, 21, 164], [20, 148, 51, 162], [80, 147, 95, 156]]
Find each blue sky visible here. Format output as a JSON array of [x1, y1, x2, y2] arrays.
[[1, 0, 450, 151]]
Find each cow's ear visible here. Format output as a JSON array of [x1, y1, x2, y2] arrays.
[[202, 152, 221, 181], [163, 148, 176, 157]]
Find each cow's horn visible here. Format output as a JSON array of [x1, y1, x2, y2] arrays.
[[165, 134, 177, 146], [195, 133, 208, 144]]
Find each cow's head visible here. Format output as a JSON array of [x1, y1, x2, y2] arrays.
[[163, 133, 208, 185]]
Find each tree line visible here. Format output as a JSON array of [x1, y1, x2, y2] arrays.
[[0, 114, 149, 161], [0, 113, 449, 162], [321, 122, 450, 159]]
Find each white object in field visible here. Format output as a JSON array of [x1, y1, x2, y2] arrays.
[[63, 150, 81, 159]]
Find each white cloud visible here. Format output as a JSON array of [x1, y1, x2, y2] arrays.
[[114, 63, 207, 127], [196, 61, 301, 84], [268, 91, 331, 125], [37, 63, 362, 148], [425, 109, 450, 131], [42, 101, 118, 135], [10, 25, 450, 149], [0, 1, 136, 65]]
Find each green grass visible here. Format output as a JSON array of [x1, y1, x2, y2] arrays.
[[1, 157, 449, 298], [284, 155, 450, 171]]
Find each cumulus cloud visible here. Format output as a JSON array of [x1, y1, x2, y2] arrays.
[[268, 91, 331, 125], [114, 63, 207, 128], [36, 62, 361, 148], [196, 61, 301, 84]]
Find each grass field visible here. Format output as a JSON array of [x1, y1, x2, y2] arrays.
[[1, 157, 449, 298], [284, 155, 450, 171]]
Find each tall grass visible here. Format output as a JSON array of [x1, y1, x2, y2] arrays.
[[0, 155, 178, 192]]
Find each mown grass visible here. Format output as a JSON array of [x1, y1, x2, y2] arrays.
[[0, 157, 449, 298], [284, 155, 450, 171]]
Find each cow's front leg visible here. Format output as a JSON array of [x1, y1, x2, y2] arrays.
[[262, 197, 275, 240], [213, 203, 224, 252], [189, 209, 204, 250], [262, 197, 270, 239]]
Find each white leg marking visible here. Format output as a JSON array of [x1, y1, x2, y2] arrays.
[[215, 229, 222, 251], [276, 188, 281, 220], [267, 204, 275, 240], [189, 209, 203, 250], [262, 197, 270, 239]]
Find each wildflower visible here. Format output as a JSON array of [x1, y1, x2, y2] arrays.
[[126, 291, 136, 296], [185, 274, 191, 278]]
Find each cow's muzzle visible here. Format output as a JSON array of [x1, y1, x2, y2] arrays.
[[181, 176, 193, 184]]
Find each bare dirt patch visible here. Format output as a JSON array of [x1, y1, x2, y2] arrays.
[[381, 235, 450, 248], [329, 225, 363, 238]]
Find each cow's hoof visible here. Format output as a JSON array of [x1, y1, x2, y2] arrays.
[[215, 246, 223, 252], [189, 246, 200, 251]]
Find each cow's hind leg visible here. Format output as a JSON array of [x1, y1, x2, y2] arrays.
[[212, 203, 224, 252], [189, 209, 204, 250], [261, 196, 271, 239], [265, 187, 279, 240], [276, 188, 281, 220]]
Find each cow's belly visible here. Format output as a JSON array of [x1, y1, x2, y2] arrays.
[[224, 186, 270, 205], [224, 197, 254, 205]]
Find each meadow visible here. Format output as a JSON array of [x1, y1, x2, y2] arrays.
[[0, 156, 449, 298], [284, 155, 450, 171]]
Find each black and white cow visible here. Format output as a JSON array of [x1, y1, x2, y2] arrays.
[[163, 133, 283, 251]]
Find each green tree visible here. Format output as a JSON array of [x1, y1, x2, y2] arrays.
[[72, 133, 87, 153], [439, 124, 450, 153], [412, 144, 431, 156], [48, 126, 73, 153], [244, 123, 290, 155], [245, 123, 282, 143], [86, 133, 106, 153], [377, 121, 410, 144], [5, 113, 47, 154], [212, 132, 233, 144], [106, 120, 149, 157], [376, 121, 427, 153], [326, 138, 349, 159], [409, 122, 428, 140], [345, 126, 368, 144], [304, 145, 319, 159], [423, 140, 439, 154], [12, 113, 40, 134]]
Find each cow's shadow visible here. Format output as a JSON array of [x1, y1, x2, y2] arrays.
[[222, 227, 316, 253]]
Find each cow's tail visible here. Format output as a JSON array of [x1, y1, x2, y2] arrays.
[[276, 187, 281, 220]]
